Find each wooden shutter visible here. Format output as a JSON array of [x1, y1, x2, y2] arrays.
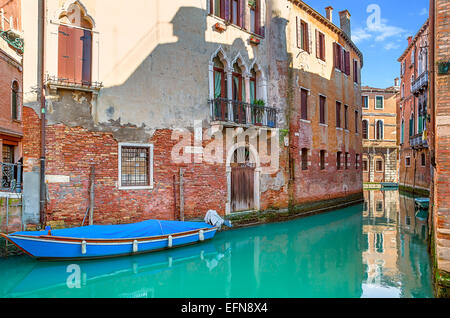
[[333, 43, 337, 68], [224, 0, 230, 21], [255, 0, 261, 35], [315, 29, 319, 59], [320, 33, 326, 61], [320, 96, 326, 124], [239, 0, 245, 29], [58, 25, 72, 80], [301, 89, 308, 120], [336, 102, 341, 128], [304, 22, 310, 53], [73, 27, 85, 83], [345, 51, 350, 75]]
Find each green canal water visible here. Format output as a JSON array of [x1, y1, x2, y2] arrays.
[[0, 190, 433, 298]]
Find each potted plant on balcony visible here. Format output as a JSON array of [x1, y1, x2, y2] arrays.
[[249, 35, 260, 46], [253, 99, 265, 126], [248, 0, 256, 9], [214, 22, 227, 33]]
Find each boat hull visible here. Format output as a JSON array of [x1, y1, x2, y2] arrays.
[[2, 228, 217, 261]]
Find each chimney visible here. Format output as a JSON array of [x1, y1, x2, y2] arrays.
[[325, 6, 333, 23], [339, 10, 351, 38], [407, 36, 413, 45], [394, 78, 400, 87]]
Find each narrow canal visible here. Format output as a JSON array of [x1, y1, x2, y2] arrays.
[[0, 190, 433, 298]]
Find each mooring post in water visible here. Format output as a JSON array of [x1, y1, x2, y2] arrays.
[[89, 165, 95, 226], [180, 168, 184, 222]]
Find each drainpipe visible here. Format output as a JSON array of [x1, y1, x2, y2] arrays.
[[38, 0, 46, 226]]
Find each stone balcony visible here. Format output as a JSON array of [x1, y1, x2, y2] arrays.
[[410, 133, 428, 149], [209, 98, 277, 128], [411, 71, 428, 96]]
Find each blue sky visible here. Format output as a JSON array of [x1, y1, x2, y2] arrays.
[[307, 0, 429, 88]]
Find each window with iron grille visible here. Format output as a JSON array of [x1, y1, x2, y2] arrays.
[[119, 143, 153, 189]]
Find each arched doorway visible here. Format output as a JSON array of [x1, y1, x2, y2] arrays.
[[226, 143, 260, 214]]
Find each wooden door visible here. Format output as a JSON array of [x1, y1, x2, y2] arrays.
[[231, 162, 255, 212]]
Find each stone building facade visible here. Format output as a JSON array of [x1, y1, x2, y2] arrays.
[[429, 0, 450, 298], [20, 0, 363, 228], [283, 1, 364, 209], [361, 83, 399, 184], [0, 0, 23, 191], [397, 20, 430, 195]]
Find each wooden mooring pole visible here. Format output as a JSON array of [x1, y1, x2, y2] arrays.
[[180, 168, 184, 222], [89, 165, 95, 226]]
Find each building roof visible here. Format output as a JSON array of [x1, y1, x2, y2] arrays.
[[289, 0, 364, 67], [397, 19, 429, 62]]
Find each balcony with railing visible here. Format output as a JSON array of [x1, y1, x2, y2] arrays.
[[411, 71, 428, 95], [1, 162, 22, 193], [209, 98, 277, 128], [410, 133, 428, 149]]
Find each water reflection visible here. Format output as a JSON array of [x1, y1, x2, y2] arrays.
[[361, 190, 432, 298], [0, 191, 433, 298]]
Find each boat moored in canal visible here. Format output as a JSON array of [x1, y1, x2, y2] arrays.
[[0, 220, 218, 261]]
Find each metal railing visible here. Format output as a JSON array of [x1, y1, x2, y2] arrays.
[[1, 162, 22, 193], [209, 98, 277, 128], [410, 133, 428, 149], [411, 71, 428, 95]]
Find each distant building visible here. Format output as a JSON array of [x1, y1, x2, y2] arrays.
[[397, 20, 430, 195], [361, 81, 400, 185], [0, 0, 23, 194]]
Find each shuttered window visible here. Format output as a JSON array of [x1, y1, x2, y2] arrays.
[[316, 30, 325, 61], [353, 60, 359, 83], [319, 95, 326, 124], [336, 101, 341, 128], [355, 110, 359, 133], [344, 105, 348, 129], [301, 88, 308, 120], [58, 24, 92, 84], [297, 18, 309, 52]]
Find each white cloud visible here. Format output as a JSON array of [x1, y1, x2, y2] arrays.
[[420, 8, 428, 16], [368, 18, 407, 42], [384, 42, 401, 50], [352, 28, 372, 44]]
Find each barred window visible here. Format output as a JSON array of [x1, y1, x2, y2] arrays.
[[119, 144, 153, 188]]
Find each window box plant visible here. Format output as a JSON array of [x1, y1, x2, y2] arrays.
[[214, 22, 227, 33], [249, 36, 260, 45]]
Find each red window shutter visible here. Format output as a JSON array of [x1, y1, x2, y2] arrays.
[[239, 0, 245, 29], [210, 0, 214, 14], [336, 102, 341, 127], [58, 25, 72, 80], [315, 29, 319, 59], [224, 0, 230, 21], [301, 89, 308, 120], [73, 27, 85, 83], [255, 0, 261, 35], [305, 22, 310, 53], [345, 51, 350, 75], [333, 43, 337, 68], [320, 95, 326, 124], [321, 34, 326, 61]]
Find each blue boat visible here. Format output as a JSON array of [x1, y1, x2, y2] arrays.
[[0, 220, 217, 261]]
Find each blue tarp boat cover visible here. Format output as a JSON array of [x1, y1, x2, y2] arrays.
[[11, 220, 213, 239]]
